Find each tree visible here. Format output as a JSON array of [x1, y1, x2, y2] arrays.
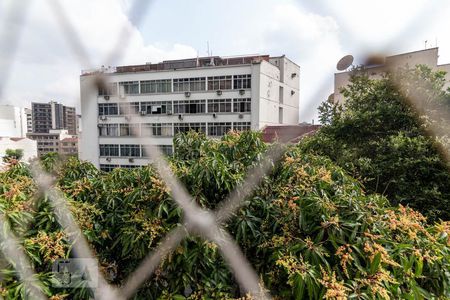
[[0, 132, 449, 299], [301, 65, 450, 221], [2, 148, 24, 162]]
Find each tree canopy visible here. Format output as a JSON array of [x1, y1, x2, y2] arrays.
[[0, 131, 449, 299], [302, 65, 450, 221]]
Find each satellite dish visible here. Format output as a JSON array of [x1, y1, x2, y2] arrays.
[[336, 55, 354, 71]]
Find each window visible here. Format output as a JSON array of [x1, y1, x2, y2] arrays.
[[99, 124, 119, 136], [233, 122, 251, 131], [174, 123, 206, 134], [233, 74, 251, 89], [141, 101, 172, 114], [99, 103, 118, 116], [141, 145, 173, 157], [140, 79, 171, 93], [120, 124, 140, 136], [120, 165, 140, 169], [173, 77, 206, 92], [119, 81, 139, 95], [233, 98, 251, 113], [208, 122, 232, 136], [141, 123, 172, 136], [207, 76, 232, 90], [100, 164, 119, 172], [159, 145, 173, 156], [99, 144, 119, 157], [98, 82, 117, 96], [120, 144, 141, 157], [173, 100, 206, 114], [207, 99, 232, 113], [119, 102, 140, 115]]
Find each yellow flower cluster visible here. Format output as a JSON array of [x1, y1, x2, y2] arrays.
[[356, 269, 397, 300], [275, 255, 309, 285], [321, 215, 340, 229], [335, 244, 353, 276], [28, 231, 67, 263], [319, 268, 350, 300], [386, 205, 435, 242], [363, 242, 400, 267]]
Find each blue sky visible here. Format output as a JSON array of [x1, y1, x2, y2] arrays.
[[1, 0, 450, 123]]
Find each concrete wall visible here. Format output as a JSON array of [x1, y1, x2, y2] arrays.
[[334, 48, 450, 104], [0, 138, 37, 165]]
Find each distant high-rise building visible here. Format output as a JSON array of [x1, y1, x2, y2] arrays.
[[31, 101, 77, 134], [63, 106, 77, 135], [25, 108, 32, 133]]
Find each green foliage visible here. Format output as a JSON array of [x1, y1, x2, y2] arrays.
[[301, 65, 450, 221], [0, 131, 449, 299], [2, 149, 24, 163]]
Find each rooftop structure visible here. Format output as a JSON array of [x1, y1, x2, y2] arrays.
[[333, 47, 450, 104]]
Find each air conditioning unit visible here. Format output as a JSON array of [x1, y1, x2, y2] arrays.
[[216, 90, 222, 96], [106, 157, 111, 162], [184, 91, 191, 97], [100, 115, 107, 121], [167, 111, 173, 115], [291, 90, 295, 95], [140, 110, 146, 116], [291, 72, 298, 78], [104, 95, 110, 100], [239, 89, 245, 95], [178, 114, 183, 120], [125, 116, 131, 121], [120, 95, 126, 99], [212, 113, 217, 118], [238, 113, 244, 119], [129, 158, 134, 163]]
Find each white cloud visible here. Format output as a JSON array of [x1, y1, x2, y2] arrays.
[[0, 0, 197, 110]]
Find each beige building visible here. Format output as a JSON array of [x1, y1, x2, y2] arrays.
[[60, 137, 78, 156], [333, 47, 450, 104], [27, 129, 77, 157]]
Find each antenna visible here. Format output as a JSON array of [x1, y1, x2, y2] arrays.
[[425, 40, 428, 49], [207, 41, 210, 56], [336, 55, 354, 71]]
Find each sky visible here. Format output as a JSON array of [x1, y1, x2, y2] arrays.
[[1, 0, 450, 123]]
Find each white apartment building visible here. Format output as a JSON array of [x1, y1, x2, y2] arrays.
[[80, 55, 300, 171], [333, 47, 450, 104], [0, 105, 29, 138]]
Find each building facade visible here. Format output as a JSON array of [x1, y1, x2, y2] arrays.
[[27, 129, 77, 157], [0, 105, 29, 138], [80, 55, 300, 170], [31, 101, 77, 134], [333, 47, 450, 104]]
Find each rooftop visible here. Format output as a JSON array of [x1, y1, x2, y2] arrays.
[[61, 137, 78, 143], [81, 54, 272, 76], [262, 124, 321, 143]]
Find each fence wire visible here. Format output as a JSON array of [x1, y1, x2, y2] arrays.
[[1, 0, 450, 299]]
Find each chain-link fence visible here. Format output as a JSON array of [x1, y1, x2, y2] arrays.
[[1, 1, 449, 299]]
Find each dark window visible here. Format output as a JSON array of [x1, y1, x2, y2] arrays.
[[233, 74, 251, 89]]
